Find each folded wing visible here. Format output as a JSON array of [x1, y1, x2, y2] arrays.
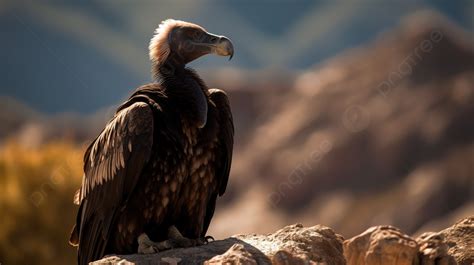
[[70, 102, 154, 264]]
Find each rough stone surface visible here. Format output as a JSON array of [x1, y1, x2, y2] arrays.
[[204, 243, 257, 265], [438, 216, 474, 265], [91, 224, 345, 265], [343, 217, 473, 265], [92, 217, 473, 265], [416, 231, 456, 265], [343, 225, 419, 265]]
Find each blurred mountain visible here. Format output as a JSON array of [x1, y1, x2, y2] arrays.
[[210, 12, 474, 238], [0, 96, 111, 147], [0, 1, 473, 113], [0, 96, 41, 140]]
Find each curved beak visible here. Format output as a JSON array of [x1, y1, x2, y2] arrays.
[[215, 36, 234, 60], [204, 33, 234, 60]]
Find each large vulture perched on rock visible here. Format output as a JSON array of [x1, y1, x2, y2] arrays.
[[69, 19, 234, 265]]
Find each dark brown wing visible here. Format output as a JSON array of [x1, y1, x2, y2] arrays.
[[70, 102, 154, 265], [211, 89, 234, 195], [202, 89, 234, 236]]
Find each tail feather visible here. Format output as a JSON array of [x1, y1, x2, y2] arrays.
[[78, 219, 108, 265], [69, 224, 79, 247]]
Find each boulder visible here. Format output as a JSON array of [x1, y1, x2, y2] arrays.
[[91, 224, 345, 265], [343, 225, 419, 265], [438, 217, 474, 265], [92, 217, 472, 265]]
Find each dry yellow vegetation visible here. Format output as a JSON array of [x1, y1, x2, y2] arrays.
[[0, 140, 84, 265]]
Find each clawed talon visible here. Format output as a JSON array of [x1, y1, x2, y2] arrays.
[[167, 225, 196, 247], [137, 233, 174, 254], [203, 235, 215, 244], [137, 226, 210, 254], [190, 235, 215, 246]]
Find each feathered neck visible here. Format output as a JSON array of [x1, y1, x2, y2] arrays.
[[161, 68, 210, 129], [148, 19, 209, 128]]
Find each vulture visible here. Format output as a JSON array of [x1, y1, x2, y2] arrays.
[[69, 19, 234, 264]]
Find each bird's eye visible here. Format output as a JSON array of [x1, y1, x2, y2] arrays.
[[191, 30, 203, 41]]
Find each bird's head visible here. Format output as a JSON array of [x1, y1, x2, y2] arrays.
[[149, 19, 234, 76]]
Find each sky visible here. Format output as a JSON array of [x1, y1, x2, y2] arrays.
[[0, 0, 473, 113]]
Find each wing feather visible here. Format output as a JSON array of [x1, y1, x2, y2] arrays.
[[209, 88, 234, 195], [71, 102, 154, 265], [201, 88, 234, 237]]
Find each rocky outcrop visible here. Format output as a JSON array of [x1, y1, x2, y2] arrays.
[[344, 225, 459, 265], [92, 217, 472, 265], [438, 217, 474, 265], [344, 225, 419, 265], [205, 243, 259, 265], [92, 224, 345, 265], [343, 217, 473, 265], [416, 231, 456, 265]]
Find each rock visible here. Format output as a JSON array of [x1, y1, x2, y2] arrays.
[[344, 217, 473, 265], [204, 243, 257, 264], [416, 232, 456, 265], [91, 224, 345, 265], [343, 225, 419, 265], [239, 224, 346, 265], [438, 216, 474, 265], [92, 218, 472, 265]]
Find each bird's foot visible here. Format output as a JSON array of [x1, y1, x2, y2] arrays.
[[166, 225, 198, 248], [137, 226, 210, 254], [137, 233, 173, 254]]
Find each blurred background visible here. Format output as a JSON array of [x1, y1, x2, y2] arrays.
[[0, 1, 473, 264]]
